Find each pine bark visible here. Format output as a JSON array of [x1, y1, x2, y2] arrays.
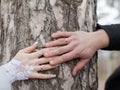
[[0, 0, 98, 90]]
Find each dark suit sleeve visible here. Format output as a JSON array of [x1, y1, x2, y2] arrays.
[[96, 24, 120, 50], [105, 67, 120, 90]]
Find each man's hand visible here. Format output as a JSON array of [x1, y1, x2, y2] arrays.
[[44, 30, 109, 76]]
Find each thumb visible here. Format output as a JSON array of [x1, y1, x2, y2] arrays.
[[72, 59, 89, 76], [21, 42, 38, 53]]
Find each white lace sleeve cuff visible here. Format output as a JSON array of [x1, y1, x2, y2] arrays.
[[0, 59, 34, 84]]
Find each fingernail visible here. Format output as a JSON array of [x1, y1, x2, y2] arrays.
[[51, 34, 55, 37], [50, 74, 56, 78], [45, 43, 49, 47], [50, 61, 54, 65], [75, 72, 77, 76], [33, 42, 38, 46], [73, 71, 77, 76]]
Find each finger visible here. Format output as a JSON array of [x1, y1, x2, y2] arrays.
[[34, 49, 40, 52], [49, 50, 78, 65], [51, 31, 73, 39], [44, 44, 73, 57], [35, 58, 53, 65], [45, 38, 70, 47], [34, 64, 57, 71], [72, 59, 89, 76], [21, 42, 38, 53], [29, 73, 56, 79], [30, 50, 43, 58]]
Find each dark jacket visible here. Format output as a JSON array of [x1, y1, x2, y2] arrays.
[[97, 24, 120, 90], [97, 24, 120, 50]]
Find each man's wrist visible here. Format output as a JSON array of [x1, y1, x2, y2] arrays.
[[92, 29, 109, 49]]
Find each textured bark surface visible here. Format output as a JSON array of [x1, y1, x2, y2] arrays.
[[0, 0, 98, 90]]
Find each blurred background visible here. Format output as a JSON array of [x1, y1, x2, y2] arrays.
[[97, 0, 120, 90]]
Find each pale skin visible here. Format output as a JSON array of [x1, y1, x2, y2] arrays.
[[43, 30, 109, 76], [13, 42, 56, 79]]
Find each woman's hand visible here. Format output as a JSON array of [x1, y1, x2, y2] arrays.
[[43, 30, 109, 76], [1, 42, 56, 83], [14, 42, 57, 79]]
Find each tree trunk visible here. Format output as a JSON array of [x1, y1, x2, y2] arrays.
[[0, 0, 98, 90]]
